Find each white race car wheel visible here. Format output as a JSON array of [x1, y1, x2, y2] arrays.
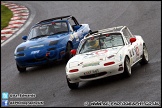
[[123, 56, 131, 77], [66, 77, 79, 90], [140, 44, 149, 65]]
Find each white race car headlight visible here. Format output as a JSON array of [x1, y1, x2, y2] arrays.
[[69, 61, 79, 68]]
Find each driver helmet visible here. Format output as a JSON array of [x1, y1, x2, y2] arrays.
[[88, 39, 99, 48], [39, 25, 48, 35]]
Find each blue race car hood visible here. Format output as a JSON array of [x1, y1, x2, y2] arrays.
[[16, 33, 69, 50]]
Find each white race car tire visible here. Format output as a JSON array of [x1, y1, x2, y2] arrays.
[[67, 77, 79, 90], [140, 44, 149, 65], [123, 56, 131, 77]]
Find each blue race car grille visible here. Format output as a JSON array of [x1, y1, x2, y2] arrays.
[[25, 53, 57, 63], [26, 58, 46, 63]]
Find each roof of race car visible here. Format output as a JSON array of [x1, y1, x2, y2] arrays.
[[35, 15, 79, 25], [85, 26, 126, 39]]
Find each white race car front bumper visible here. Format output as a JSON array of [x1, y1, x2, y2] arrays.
[[66, 61, 124, 83]]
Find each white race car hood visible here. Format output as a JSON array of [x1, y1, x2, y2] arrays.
[[68, 46, 123, 67]]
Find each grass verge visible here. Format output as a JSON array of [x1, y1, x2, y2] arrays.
[[1, 5, 13, 30]]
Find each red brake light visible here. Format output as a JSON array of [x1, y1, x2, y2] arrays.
[[69, 69, 79, 73], [104, 62, 115, 66], [70, 49, 77, 55]]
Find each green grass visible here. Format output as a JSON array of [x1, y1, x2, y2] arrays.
[[1, 5, 13, 30]]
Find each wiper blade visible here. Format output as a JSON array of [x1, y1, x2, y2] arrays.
[[30, 35, 48, 39]]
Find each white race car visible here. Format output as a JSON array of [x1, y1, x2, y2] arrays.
[[65, 26, 149, 89]]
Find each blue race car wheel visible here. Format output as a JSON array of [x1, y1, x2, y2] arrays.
[[65, 42, 72, 62]]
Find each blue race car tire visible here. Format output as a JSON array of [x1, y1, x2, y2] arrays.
[[17, 63, 26, 73], [65, 42, 72, 62]]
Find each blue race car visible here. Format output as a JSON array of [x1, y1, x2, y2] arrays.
[[14, 15, 91, 72]]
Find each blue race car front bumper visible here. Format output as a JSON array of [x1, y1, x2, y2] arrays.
[[15, 47, 66, 67]]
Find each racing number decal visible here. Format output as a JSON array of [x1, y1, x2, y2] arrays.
[[95, 50, 108, 55], [70, 33, 79, 41], [133, 46, 139, 56], [135, 47, 139, 56], [128, 49, 132, 57], [74, 33, 79, 41], [132, 49, 135, 56], [69, 34, 74, 41]]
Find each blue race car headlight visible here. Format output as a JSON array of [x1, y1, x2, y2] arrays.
[[17, 46, 26, 52], [16, 53, 25, 57], [47, 47, 56, 51], [49, 40, 59, 46]]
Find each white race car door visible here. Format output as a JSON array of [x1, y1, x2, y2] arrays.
[[128, 43, 137, 65], [123, 27, 141, 65], [132, 37, 142, 62], [130, 37, 142, 65]]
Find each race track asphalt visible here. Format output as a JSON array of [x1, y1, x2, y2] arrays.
[[1, 1, 161, 107]]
